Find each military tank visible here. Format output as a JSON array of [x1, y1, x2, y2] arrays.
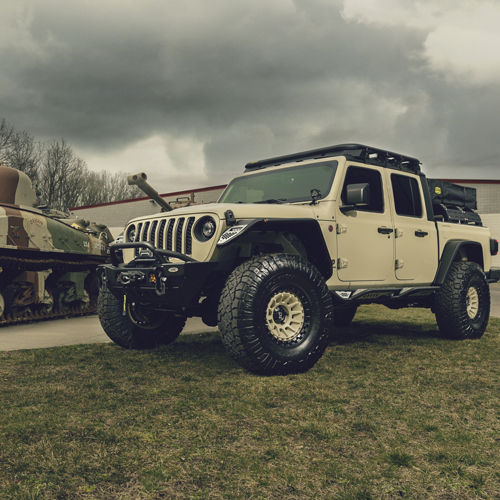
[[0, 165, 113, 325]]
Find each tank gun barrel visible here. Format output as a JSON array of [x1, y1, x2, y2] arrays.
[[127, 172, 172, 212]]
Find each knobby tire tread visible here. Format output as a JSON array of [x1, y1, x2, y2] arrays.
[[434, 261, 490, 339], [218, 254, 333, 375], [97, 288, 186, 349]]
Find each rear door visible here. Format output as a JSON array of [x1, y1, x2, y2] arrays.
[[389, 172, 438, 282]]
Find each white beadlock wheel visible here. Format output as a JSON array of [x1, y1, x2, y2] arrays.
[[466, 286, 479, 319], [265, 291, 305, 341]]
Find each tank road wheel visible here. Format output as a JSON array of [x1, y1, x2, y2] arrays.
[[97, 288, 186, 349], [218, 254, 333, 375], [3, 282, 34, 319], [434, 261, 490, 339], [332, 303, 358, 326]]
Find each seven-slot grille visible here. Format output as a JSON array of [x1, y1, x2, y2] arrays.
[[133, 216, 197, 254]]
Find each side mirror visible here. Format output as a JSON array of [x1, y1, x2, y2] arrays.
[[341, 183, 370, 212]]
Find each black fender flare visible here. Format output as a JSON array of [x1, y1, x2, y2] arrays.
[[433, 239, 484, 285], [217, 218, 333, 280]]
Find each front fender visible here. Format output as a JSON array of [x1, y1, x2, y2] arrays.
[[217, 218, 333, 280]]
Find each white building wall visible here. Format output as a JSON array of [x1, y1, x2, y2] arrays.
[[449, 182, 500, 214]]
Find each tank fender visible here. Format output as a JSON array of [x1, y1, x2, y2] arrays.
[[217, 218, 333, 279], [433, 239, 484, 285]]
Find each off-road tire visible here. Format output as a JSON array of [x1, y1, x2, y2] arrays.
[[434, 261, 490, 339], [97, 288, 186, 349], [332, 303, 358, 326], [218, 254, 333, 375]]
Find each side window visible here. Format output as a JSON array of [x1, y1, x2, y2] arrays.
[[391, 174, 422, 217], [341, 165, 384, 212]]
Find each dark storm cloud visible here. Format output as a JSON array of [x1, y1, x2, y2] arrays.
[[0, 0, 499, 188]]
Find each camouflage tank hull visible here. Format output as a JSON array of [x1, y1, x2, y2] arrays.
[[0, 166, 112, 325]]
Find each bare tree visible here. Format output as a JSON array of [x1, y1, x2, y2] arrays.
[[0, 119, 14, 163], [77, 170, 141, 207], [108, 172, 141, 202], [38, 139, 81, 210], [78, 169, 107, 207], [4, 130, 42, 180], [60, 157, 87, 210], [1, 117, 141, 209]]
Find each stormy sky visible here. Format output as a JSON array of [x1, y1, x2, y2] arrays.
[[1, 0, 499, 193]]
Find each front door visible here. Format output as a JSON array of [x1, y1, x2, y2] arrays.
[[336, 164, 394, 282]]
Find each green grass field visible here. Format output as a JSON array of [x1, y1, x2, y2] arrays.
[[0, 305, 498, 499]]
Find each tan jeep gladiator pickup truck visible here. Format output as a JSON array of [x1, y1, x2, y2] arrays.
[[97, 144, 500, 375]]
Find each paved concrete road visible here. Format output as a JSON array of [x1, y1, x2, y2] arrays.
[[490, 283, 500, 319], [1, 285, 499, 352], [0, 316, 217, 352]]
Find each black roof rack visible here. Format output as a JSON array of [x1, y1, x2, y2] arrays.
[[244, 143, 421, 174]]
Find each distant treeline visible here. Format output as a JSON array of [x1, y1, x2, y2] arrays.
[[0, 118, 141, 210]]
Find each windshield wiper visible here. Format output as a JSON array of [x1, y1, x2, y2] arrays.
[[255, 198, 287, 204]]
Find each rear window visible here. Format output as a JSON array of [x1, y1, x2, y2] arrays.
[[391, 174, 422, 217]]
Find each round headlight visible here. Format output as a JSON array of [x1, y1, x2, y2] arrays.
[[126, 224, 136, 242], [194, 216, 216, 241], [202, 220, 216, 238]]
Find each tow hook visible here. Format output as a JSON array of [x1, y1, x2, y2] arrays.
[[155, 268, 168, 296], [120, 270, 146, 285]]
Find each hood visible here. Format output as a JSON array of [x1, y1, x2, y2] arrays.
[[128, 202, 316, 224]]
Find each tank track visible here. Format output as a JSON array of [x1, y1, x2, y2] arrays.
[[0, 302, 96, 327], [0, 253, 105, 272], [0, 252, 105, 327]]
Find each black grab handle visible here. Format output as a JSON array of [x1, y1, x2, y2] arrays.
[[415, 230, 428, 237]]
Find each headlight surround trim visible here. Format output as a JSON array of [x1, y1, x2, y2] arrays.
[[194, 216, 217, 242], [125, 224, 136, 242]]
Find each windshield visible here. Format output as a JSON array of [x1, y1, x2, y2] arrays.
[[219, 160, 338, 204]]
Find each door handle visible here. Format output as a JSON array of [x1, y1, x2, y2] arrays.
[[378, 227, 394, 234], [415, 230, 428, 237]]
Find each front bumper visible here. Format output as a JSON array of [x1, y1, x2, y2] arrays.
[[99, 242, 215, 308]]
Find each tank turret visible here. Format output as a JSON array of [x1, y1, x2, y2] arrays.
[[0, 165, 37, 207]]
